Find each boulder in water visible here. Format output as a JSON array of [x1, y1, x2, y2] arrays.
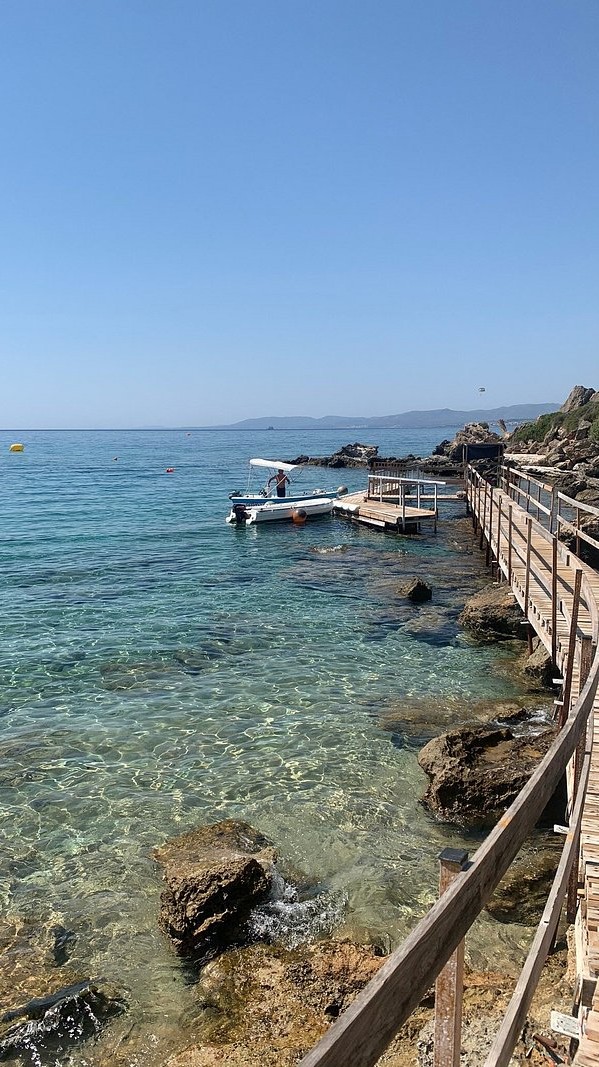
[[154, 820, 276, 960], [458, 585, 524, 641], [418, 722, 558, 828]]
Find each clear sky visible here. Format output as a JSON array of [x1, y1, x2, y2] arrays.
[[1, 1, 598, 428]]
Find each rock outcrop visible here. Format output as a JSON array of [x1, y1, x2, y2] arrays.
[[523, 638, 554, 688], [155, 820, 276, 959], [418, 720, 558, 828], [505, 385, 599, 506], [288, 443, 379, 468], [458, 585, 524, 641]]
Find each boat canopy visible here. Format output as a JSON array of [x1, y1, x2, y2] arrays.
[[249, 458, 297, 472]]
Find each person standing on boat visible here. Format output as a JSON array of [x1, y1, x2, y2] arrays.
[[269, 468, 290, 498]]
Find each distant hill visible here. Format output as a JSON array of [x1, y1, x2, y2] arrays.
[[221, 404, 558, 431]]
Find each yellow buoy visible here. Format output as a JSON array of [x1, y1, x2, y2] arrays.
[[9, 443, 24, 452]]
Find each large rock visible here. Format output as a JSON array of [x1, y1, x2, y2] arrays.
[[560, 385, 596, 413], [154, 820, 276, 959], [0, 980, 126, 1062], [458, 585, 523, 641], [523, 639, 554, 688], [418, 722, 558, 828]]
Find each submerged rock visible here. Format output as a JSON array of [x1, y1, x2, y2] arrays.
[[0, 980, 127, 1064], [458, 585, 524, 641], [154, 820, 276, 960], [486, 849, 559, 925], [418, 721, 558, 828]]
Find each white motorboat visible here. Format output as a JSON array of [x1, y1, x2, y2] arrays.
[[228, 458, 343, 508], [226, 495, 335, 526]]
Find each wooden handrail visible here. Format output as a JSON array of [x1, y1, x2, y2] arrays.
[[558, 490, 599, 519], [300, 467, 599, 1067], [483, 724, 593, 1067]]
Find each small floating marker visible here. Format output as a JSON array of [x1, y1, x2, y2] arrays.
[[9, 443, 24, 452], [292, 508, 307, 525], [113, 457, 118, 461], [166, 467, 175, 473]]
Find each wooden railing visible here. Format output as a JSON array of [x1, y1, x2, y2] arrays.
[[501, 464, 599, 555], [300, 466, 599, 1067], [367, 473, 446, 511]]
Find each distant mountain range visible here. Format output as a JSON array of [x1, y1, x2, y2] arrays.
[[220, 403, 558, 431]]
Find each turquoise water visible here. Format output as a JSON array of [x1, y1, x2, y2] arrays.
[[1, 428, 533, 1064]]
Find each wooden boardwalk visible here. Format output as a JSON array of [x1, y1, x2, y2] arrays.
[[467, 468, 599, 1064]]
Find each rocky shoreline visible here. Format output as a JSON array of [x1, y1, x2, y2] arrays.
[[287, 384, 599, 509]]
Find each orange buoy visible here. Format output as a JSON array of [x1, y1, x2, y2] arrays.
[[292, 508, 307, 525], [9, 443, 24, 452]]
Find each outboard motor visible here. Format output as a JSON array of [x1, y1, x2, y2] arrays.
[[232, 503, 250, 524]]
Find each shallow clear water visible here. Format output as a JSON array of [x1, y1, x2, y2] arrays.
[[0, 428, 540, 1064]]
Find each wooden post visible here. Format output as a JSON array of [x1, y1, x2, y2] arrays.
[[481, 484, 488, 550], [549, 487, 557, 535], [575, 507, 581, 557], [524, 518, 532, 619], [559, 569, 583, 729], [507, 505, 513, 585], [496, 496, 503, 579], [486, 487, 494, 566], [526, 478, 531, 512], [434, 849, 468, 1067], [551, 537, 558, 667], [566, 635, 595, 922], [537, 482, 542, 522]]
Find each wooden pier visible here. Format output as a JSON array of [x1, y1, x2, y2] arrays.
[[333, 473, 462, 531], [298, 463, 599, 1067]]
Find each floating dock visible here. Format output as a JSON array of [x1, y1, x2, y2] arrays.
[[333, 472, 464, 532]]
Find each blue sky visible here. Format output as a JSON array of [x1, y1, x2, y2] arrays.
[[1, 1, 598, 427]]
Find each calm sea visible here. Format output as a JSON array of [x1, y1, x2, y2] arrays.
[[1, 428, 535, 1065]]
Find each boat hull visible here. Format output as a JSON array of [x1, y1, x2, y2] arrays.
[[227, 497, 334, 525]]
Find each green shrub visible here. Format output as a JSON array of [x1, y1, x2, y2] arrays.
[[511, 413, 561, 444], [591, 417, 599, 442]]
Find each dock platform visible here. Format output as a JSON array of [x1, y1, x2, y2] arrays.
[[333, 491, 439, 531]]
